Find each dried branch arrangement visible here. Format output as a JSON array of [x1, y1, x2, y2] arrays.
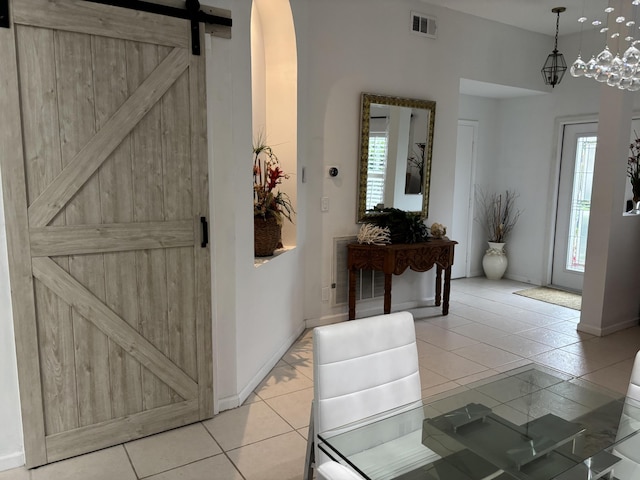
[[476, 189, 521, 243]]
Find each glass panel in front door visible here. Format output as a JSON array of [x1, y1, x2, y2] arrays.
[[566, 135, 596, 273], [552, 122, 597, 292]]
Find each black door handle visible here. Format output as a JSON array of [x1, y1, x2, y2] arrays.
[[200, 217, 208, 248]]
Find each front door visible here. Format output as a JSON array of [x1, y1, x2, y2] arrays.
[[552, 122, 597, 292], [0, 0, 212, 467]]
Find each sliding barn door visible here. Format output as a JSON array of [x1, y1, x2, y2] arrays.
[[0, 0, 212, 467]]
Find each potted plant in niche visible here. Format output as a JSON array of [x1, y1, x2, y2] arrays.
[[628, 135, 640, 214], [253, 136, 295, 257], [477, 189, 521, 280]]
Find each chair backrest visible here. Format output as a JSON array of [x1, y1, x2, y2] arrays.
[[618, 351, 640, 441], [316, 460, 364, 480], [313, 311, 422, 436], [612, 351, 640, 480], [627, 351, 640, 401]]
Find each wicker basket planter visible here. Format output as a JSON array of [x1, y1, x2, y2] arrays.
[[254, 215, 282, 257]]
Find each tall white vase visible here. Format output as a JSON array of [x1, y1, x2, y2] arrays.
[[482, 242, 508, 280]]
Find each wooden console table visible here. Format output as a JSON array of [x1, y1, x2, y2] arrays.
[[347, 238, 457, 320]]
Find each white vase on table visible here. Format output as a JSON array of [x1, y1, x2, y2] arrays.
[[482, 242, 508, 280]]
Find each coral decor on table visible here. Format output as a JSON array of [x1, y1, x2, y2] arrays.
[[357, 223, 391, 245], [429, 222, 447, 239]]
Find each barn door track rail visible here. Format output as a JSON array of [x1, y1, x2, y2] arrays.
[[0, 0, 232, 54], [86, 0, 231, 54]]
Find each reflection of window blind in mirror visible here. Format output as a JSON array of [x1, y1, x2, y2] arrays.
[[367, 133, 388, 210]]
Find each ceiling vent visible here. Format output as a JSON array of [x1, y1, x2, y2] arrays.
[[411, 11, 437, 39]]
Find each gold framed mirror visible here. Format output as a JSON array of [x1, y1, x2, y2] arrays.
[[357, 93, 436, 222]]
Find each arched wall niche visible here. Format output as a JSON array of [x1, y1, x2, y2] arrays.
[[251, 0, 298, 250]]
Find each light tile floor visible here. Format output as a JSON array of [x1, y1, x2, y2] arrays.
[[3, 278, 640, 480]]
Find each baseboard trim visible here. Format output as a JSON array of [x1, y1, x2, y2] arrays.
[[504, 273, 532, 283], [578, 317, 639, 337], [305, 312, 347, 329], [305, 298, 435, 329], [216, 394, 241, 412], [0, 451, 25, 472], [234, 323, 307, 408]]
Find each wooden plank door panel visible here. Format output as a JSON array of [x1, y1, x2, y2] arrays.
[[32, 257, 199, 401], [90, 33, 136, 422], [14, 0, 190, 48], [15, 24, 78, 438], [28, 47, 189, 228], [56, 28, 112, 430], [1, 0, 212, 467]]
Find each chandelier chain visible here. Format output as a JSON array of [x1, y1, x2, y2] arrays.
[[554, 10, 561, 52]]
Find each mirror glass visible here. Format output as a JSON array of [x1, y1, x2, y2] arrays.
[[357, 93, 436, 222]]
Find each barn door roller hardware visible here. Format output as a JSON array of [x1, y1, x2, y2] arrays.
[[83, 0, 232, 55], [0, 0, 9, 29]]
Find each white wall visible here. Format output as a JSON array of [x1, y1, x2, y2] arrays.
[[298, 0, 554, 325], [0, 173, 24, 470], [205, 17, 239, 409], [580, 87, 640, 335]]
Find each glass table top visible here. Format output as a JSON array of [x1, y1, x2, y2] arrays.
[[317, 364, 640, 480]]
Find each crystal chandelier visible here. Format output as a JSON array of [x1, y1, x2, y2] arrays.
[[570, 0, 640, 91], [542, 7, 567, 88]]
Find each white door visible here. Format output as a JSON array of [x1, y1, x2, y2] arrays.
[[451, 121, 477, 279], [552, 123, 598, 292]]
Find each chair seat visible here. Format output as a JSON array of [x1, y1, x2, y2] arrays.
[[613, 423, 640, 480], [347, 430, 440, 480], [611, 350, 640, 480], [316, 461, 363, 480], [305, 312, 425, 480], [613, 446, 640, 480]]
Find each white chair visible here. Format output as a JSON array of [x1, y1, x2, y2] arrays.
[[316, 461, 363, 480], [304, 311, 436, 480], [612, 351, 640, 480]]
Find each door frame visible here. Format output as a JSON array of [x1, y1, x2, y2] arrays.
[[453, 119, 478, 278], [552, 122, 598, 291], [545, 115, 599, 286]]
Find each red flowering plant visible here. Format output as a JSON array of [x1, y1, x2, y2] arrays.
[[253, 137, 295, 225], [629, 135, 640, 201]]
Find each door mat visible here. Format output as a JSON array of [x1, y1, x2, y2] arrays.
[[513, 286, 581, 311]]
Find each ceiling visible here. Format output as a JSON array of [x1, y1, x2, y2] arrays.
[[421, 0, 619, 37]]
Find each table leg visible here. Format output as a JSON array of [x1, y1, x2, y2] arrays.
[[348, 267, 356, 320], [443, 266, 452, 316], [435, 265, 442, 307], [384, 273, 392, 314]]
